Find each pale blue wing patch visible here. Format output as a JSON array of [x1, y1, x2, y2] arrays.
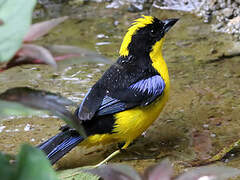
[[129, 75, 165, 96], [96, 95, 126, 116]]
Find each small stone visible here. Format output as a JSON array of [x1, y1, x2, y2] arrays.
[[214, 3, 221, 10], [224, 159, 229, 163], [220, 2, 226, 9], [97, 34, 106, 39], [24, 124, 31, 131], [203, 124, 209, 128], [222, 8, 233, 18], [203, 15, 211, 23], [210, 133, 216, 137], [228, 16, 240, 26], [128, 3, 144, 12], [232, 2, 238, 8], [183, 0, 188, 5], [211, 48, 218, 54], [106, 1, 124, 9], [215, 22, 224, 29], [114, 20, 119, 26], [0, 125, 6, 133]]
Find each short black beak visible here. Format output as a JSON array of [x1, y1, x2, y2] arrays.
[[163, 18, 179, 33]]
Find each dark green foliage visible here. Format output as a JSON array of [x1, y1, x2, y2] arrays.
[[0, 152, 16, 180], [0, 145, 59, 180]]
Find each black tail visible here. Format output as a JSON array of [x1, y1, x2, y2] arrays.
[[37, 129, 84, 165]]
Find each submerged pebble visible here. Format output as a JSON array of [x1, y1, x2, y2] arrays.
[[0, 125, 6, 133], [96, 42, 111, 46], [24, 124, 31, 131], [97, 34, 109, 39]]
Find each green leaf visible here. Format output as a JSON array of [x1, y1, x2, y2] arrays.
[[0, 152, 16, 180], [57, 167, 99, 180], [0, 0, 36, 62], [16, 144, 59, 180], [0, 145, 59, 180]]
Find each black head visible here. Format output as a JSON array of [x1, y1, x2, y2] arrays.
[[119, 16, 178, 57]]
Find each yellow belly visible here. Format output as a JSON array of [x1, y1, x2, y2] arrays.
[[80, 88, 169, 149]]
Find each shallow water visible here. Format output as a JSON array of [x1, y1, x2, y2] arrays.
[[0, 2, 240, 174]]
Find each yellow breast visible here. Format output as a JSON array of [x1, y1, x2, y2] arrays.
[[113, 38, 170, 148], [113, 90, 169, 148]]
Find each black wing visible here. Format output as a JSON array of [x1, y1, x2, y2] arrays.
[[95, 74, 165, 116], [75, 57, 165, 120]]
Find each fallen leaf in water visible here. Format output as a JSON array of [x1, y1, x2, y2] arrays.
[[191, 129, 213, 160], [23, 16, 68, 42], [16, 44, 56, 67], [0, 87, 86, 137]]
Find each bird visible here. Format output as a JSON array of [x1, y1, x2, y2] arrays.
[[37, 15, 178, 166]]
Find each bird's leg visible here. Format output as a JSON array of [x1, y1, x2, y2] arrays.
[[91, 142, 130, 168], [62, 149, 121, 179], [92, 149, 121, 168]]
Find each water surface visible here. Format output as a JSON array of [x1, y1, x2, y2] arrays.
[[0, 3, 240, 174]]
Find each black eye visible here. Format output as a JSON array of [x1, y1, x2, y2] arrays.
[[149, 29, 157, 37]]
